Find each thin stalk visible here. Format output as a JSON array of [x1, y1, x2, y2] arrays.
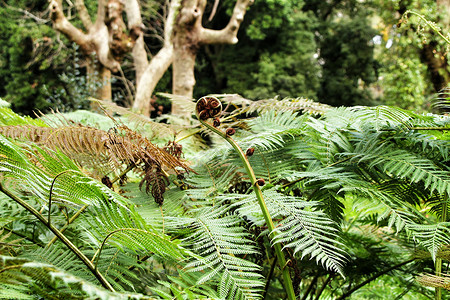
[[436, 194, 448, 300], [175, 128, 203, 143], [263, 256, 277, 299], [315, 274, 333, 300], [0, 183, 115, 292], [199, 118, 296, 300], [93, 228, 151, 269], [47, 204, 89, 247], [110, 163, 136, 185], [403, 11, 450, 45], [301, 273, 319, 300], [49, 170, 76, 226], [336, 258, 415, 300]]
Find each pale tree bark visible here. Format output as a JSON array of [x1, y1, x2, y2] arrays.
[[49, 0, 252, 117], [49, 0, 140, 108], [170, 0, 253, 116], [124, 0, 148, 83], [132, 0, 180, 115], [133, 0, 252, 117]]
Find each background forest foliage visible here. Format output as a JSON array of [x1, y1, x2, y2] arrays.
[[1, 0, 450, 299], [0, 0, 448, 113]]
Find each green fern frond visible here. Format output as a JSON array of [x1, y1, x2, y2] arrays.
[[349, 106, 418, 130], [177, 208, 264, 300], [0, 106, 47, 127], [408, 222, 450, 261], [86, 200, 187, 263], [235, 189, 347, 276], [150, 271, 220, 299], [0, 255, 154, 299], [348, 138, 450, 196]]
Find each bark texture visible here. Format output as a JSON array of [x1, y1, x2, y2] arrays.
[[169, 0, 253, 116], [132, 0, 180, 115], [49, 0, 141, 106], [49, 0, 253, 117]]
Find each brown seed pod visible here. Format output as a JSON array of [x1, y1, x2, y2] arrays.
[[256, 178, 265, 186], [101, 175, 113, 189], [226, 128, 236, 136], [213, 117, 221, 127], [246, 148, 255, 156]]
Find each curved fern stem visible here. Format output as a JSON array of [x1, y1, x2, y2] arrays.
[[0, 183, 115, 292], [402, 10, 450, 45], [49, 170, 77, 227], [93, 228, 154, 270], [47, 204, 89, 247], [198, 117, 296, 300], [110, 163, 136, 185], [436, 194, 448, 300]]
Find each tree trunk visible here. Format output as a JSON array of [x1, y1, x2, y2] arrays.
[[172, 35, 198, 116], [50, 0, 139, 110], [132, 0, 180, 116], [420, 42, 450, 92], [168, 0, 253, 116], [125, 0, 148, 84], [87, 60, 112, 111], [132, 46, 174, 115], [172, 47, 197, 97]]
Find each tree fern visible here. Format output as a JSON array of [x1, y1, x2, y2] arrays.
[[0, 255, 154, 299], [234, 189, 347, 276], [173, 207, 264, 300], [2, 100, 450, 298]]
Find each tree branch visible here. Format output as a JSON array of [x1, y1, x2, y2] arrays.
[[132, 45, 174, 113], [199, 0, 253, 44], [125, 0, 148, 81], [95, 0, 108, 25], [132, 0, 180, 114], [49, 0, 92, 53], [75, 0, 93, 29]]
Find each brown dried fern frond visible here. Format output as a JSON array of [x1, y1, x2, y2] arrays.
[[417, 273, 450, 290], [0, 124, 192, 176]]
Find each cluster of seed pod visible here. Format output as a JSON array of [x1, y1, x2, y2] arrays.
[[196, 96, 222, 120]]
